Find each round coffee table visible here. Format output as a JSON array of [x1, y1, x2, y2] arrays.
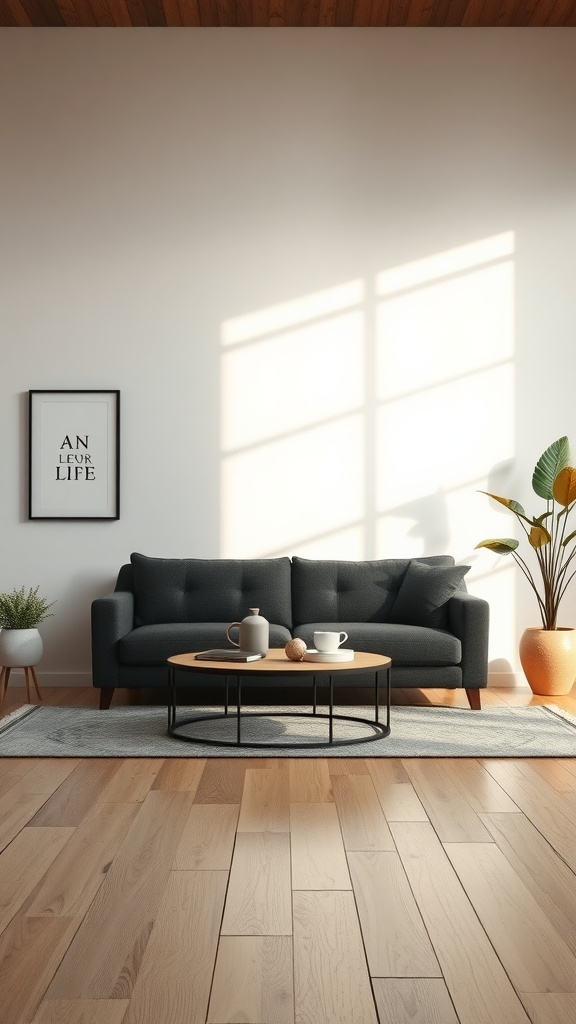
[[166, 648, 391, 749]]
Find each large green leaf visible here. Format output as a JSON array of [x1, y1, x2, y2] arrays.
[[532, 436, 570, 499], [475, 538, 519, 555]]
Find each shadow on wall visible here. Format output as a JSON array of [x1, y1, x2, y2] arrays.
[[383, 489, 451, 558], [488, 658, 518, 686], [486, 458, 518, 499]]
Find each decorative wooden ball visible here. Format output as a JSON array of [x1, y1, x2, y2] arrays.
[[285, 638, 307, 661]]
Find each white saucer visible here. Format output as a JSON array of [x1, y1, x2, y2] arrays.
[[303, 649, 355, 663]]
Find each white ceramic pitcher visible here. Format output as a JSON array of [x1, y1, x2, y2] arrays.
[[226, 608, 269, 655]]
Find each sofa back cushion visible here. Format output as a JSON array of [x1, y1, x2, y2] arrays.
[[130, 553, 293, 628], [291, 555, 455, 626]]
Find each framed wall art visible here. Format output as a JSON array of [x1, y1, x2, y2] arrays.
[[28, 390, 120, 520]]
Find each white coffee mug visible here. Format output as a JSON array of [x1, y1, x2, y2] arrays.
[[314, 630, 348, 653]]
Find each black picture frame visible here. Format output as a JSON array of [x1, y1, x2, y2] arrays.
[[28, 390, 120, 520]]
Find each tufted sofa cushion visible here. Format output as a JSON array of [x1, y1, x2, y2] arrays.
[[291, 555, 455, 626], [130, 552, 293, 629], [119, 621, 293, 665], [292, 621, 461, 665]]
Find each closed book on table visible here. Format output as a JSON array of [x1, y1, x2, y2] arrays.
[[195, 650, 264, 662]]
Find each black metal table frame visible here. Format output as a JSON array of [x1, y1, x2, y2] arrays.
[[167, 660, 391, 749]]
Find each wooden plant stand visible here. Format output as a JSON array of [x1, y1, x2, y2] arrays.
[[0, 665, 43, 705]]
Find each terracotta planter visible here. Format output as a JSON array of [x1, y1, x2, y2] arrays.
[[519, 627, 576, 696]]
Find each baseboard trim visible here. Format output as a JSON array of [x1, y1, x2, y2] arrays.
[[488, 670, 524, 688], [7, 670, 93, 688], [7, 670, 525, 690]]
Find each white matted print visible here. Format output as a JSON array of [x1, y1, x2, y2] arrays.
[[28, 390, 120, 520]]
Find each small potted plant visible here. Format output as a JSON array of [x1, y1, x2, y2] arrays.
[[0, 586, 55, 703], [476, 436, 576, 695]]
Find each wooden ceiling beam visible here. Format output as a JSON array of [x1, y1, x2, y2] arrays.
[[2, 0, 576, 27]]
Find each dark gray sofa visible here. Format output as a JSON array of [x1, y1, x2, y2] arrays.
[[91, 552, 489, 709]]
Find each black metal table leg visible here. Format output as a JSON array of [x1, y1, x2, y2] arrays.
[[237, 674, 241, 745], [168, 666, 175, 730], [385, 664, 391, 731]]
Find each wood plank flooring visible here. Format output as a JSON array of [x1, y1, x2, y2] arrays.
[[1, 684, 576, 1024]]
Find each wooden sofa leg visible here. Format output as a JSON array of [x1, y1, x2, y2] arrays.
[[99, 688, 114, 710], [466, 688, 481, 710], [0, 666, 11, 706]]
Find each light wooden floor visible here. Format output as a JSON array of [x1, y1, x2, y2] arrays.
[[1, 684, 576, 1024]]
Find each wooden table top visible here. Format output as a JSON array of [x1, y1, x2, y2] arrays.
[[167, 649, 391, 675]]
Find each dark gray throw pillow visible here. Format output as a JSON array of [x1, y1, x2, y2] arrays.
[[389, 560, 470, 628]]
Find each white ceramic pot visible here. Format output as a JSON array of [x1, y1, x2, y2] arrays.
[[0, 628, 43, 667]]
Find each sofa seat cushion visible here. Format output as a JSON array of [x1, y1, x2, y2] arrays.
[[130, 553, 293, 629], [119, 623, 292, 666], [292, 623, 461, 667]]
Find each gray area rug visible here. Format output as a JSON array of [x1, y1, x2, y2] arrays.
[[1, 702, 576, 757]]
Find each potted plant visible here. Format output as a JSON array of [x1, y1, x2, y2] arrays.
[[0, 586, 55, 704], [476, 436, 576, 695]]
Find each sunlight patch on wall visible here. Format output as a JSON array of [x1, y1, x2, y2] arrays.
[[221, 414, 364, 558], [221, 310, 364, 452], [219, 225, 516, 670], [220, 280, 365, 558], [376, 232, 514, 298], [376, 260, 514, 401], [470, 563, 517, 678], [375, 230, 516, 668], [376, 363, 515, 509], [280, 525, 365, 560], [375, 232, 515, 541], [221, 280, 365, 345]]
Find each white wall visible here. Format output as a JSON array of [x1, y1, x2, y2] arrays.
[[1, 28, 576, 685]]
